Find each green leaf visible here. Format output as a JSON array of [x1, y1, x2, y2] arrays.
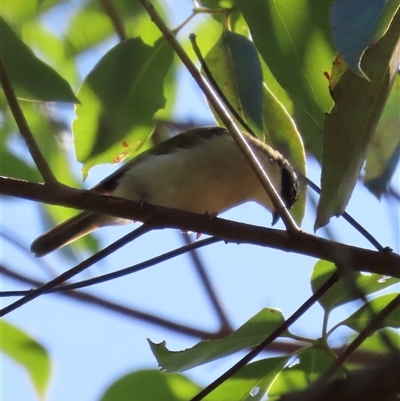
[[310, 260, 399, 312], [1, 0, 67, 23], [198, 0, 235, 8], [268, 347, 336, 397], [235, 0, 336, 159], [364, 73, 400, 197], [329, 0, 400, 77], [22, 21, 78, 88], [351, 328, 400, 354], [0, 17, 79, 103], [205, 357, 289, 401], [342, 293, 400, 333], [203, 30, 264, 134], [262, 83, 307, 225], [0, 146, 41, 182], [65, 0, 164, 54], [1, 320, 51, 399], [149, 308, 287, 372], [100, 370, 201, 401], [73, 37, 174, 176], [316, 11, 400, 229]]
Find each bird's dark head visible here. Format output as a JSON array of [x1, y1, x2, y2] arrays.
[[272, 160, 300, 225]]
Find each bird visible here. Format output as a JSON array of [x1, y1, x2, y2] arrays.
[[31, 126, 299, 257]]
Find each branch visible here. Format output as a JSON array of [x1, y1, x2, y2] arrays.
[[181, 233, 232, 333], [2, 177, 399, 278], [0, 55, 57, 184], [0, 224, 151, 316], [100, 0, 126, 41]]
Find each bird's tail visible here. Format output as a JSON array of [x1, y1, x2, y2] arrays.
[[31, 212, 103, 257]]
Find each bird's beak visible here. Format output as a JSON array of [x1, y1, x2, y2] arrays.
[[272, 212, 280, 226]]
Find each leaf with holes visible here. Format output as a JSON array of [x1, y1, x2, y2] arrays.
[[235, 0, 336, 159], [73, 37, 174, 177], [316, 11, 400, 229], [149, 308, 287, 372], [329, 0, 400, 77]]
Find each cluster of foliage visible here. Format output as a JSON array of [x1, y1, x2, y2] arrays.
[[1, 0, 399, 400]]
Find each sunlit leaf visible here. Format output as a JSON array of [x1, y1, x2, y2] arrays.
[[330, 0, 400, 77], [268, 347, 336, 397], [1, 321, 51, 400], [73, 37, 174, 176], [21, 20, 78, 88], [341, 293, 400, 333], [350, 328, 400, 354], [198, 0, 235, 8], [0, 17, 79, 103], [149, 308, 287, 372], [205, 357, 289, 401], [65, 0, 164, 54], [1, 0, 67, 23], [311, 260, 399, 312], [316, 11, 400, 229], [235, 0, 336, 159], [100, 370, 200, 401]]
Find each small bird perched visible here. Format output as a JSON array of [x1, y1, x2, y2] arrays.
[[31, 126, 299, 257]]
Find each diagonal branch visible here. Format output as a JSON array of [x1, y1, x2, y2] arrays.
[[181, 233, 232, 333], [0, 224, 151, 316], [0, 55, 57, 184]]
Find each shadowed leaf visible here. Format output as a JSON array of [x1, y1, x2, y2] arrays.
[[330, 0, 400, 77], [316, 11, 400, 229], [203, 30, 264, 135], [235, 0, 336, 159]]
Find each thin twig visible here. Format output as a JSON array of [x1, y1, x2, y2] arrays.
[[0, 54, 57, 184], [100, 0, 126, 41], [0, 225, 151, 317], [190, 271, 340, 400], [189, 33, 255, 137], [181, 233, 232, 333], [303, 174, 387, 251], [0, 227, 58, 277], [137, 0, 299, 234], [1, 237, 222, 296]]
